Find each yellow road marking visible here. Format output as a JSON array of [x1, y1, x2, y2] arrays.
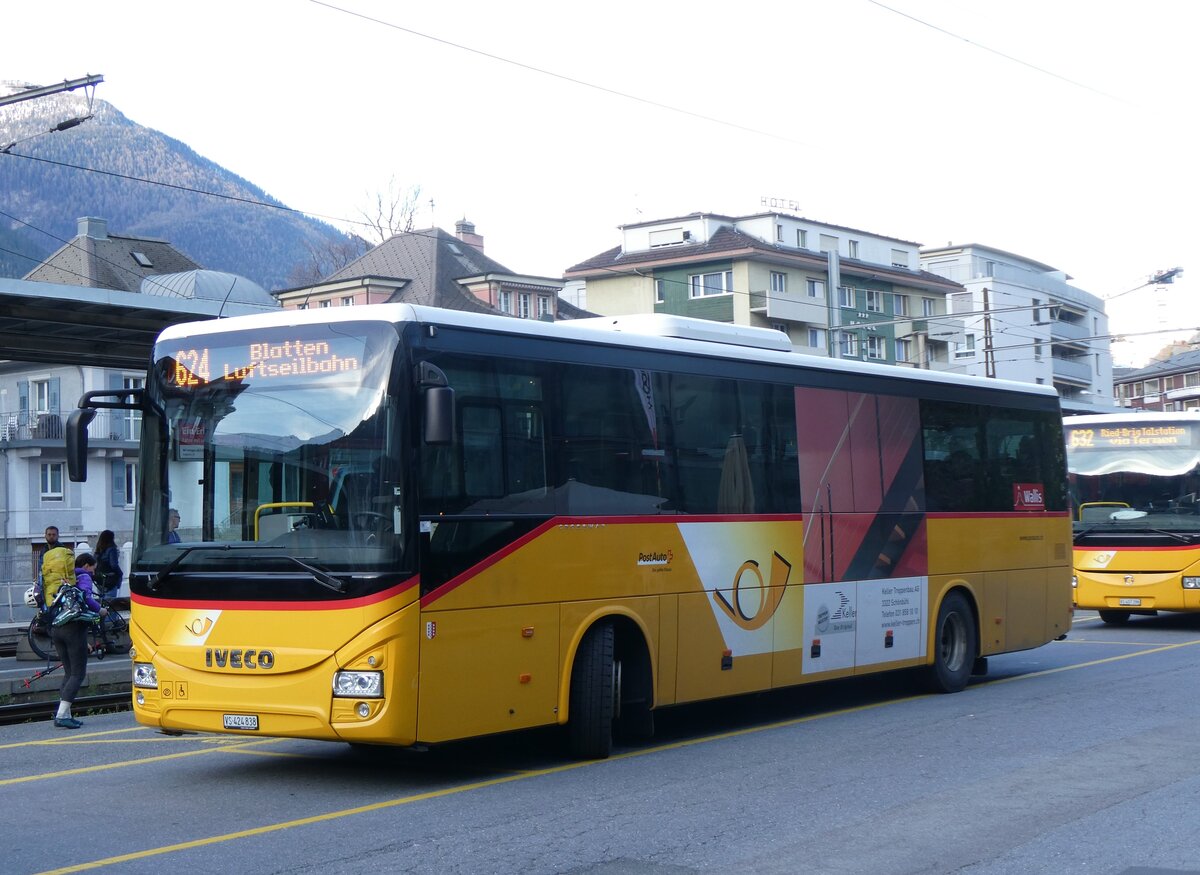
[[982, 637, 1200, 685], [0, 727, 143, 751], [1, 738, 284, 787], [31, 636, 1200, 873]]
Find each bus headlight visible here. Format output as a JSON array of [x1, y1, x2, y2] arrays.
[[1072, 575, 1077, 588], [132, 663, 158, 689], [1183, 577, 1200, 589], [333, 670, 383, 698]]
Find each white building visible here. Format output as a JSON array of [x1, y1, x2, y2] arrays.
[[920, 243, 1114, 412]]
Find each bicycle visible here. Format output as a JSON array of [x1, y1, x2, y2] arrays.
[[26, 596, 131, 662]]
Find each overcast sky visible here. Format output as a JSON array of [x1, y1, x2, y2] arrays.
[[4, 0, 1195, 366]]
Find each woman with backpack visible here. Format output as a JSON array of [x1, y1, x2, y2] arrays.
[[93, 530, 123, 598], [50, 552, 108, 730]]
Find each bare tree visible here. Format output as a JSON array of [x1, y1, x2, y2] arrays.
[[285, 235, 370, 287], [359, 179, 422, 244]]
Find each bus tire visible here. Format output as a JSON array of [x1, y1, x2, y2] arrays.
[[925, 590, 976, 693], [568, 621, 616, 759], [1098, 610, 1131, 626]]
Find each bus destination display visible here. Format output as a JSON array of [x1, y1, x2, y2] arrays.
[[1067, 423, 1194, 450], [166, 336, 364, 387]]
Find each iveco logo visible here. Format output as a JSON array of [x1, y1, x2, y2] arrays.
[[205, 648, 275, 669]]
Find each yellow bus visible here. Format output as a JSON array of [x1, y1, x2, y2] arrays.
[[67, 305, 1072, 757], [1066, 412, 1200, 624]]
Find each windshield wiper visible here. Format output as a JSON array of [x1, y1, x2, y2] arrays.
[[1073, 525, 1195, 546], [1146, 528, 1195, 545], [150, 544, 345, 593]]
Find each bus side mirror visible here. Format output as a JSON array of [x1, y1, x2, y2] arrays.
[[423, 386, 455, 445], [66, 408, 97, 482]]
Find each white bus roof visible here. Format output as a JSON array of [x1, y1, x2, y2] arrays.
[[156, 302, 1058, 399]]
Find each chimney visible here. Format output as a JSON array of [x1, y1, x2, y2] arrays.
[[455, 218, 484, 253], [78, 216, 108, 239]]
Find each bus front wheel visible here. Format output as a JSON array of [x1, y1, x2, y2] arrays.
[[1098, 610, 1131, 625], [568, 621, 616, 759], [925, 591, 976, 693]]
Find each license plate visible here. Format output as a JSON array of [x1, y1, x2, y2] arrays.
[[223, 714, 259, 730], [1118, 598, 1142, 607]]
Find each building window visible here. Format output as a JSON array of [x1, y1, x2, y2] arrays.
[[895, 338, 912, 364], [689, 271, 734, 298], [806, 279, 824, 298], [866, 335, 884, 359], [770, 272, 787, 294], [847, 240, 859, 259], [956, 334, 977, 358], [807, 327, 826, 349], [922, 298, 936, 317], [866, 290, 883, 312], [770, 322, 789, 337], [838, 286, 854, 308], [537, 295, 550, 318], [123, 461, 137, 507], [318, 299, 331, 308], [40, 463, 63, 501], [1032, 298, 1042, 322], [499, 290, 512, 313], [840, 331, 860, 357], [519, 293, 531, 319], [1145, 378, 1161, 393], [1034, 342, 1044, 360], [655, 279, 666, 304], [776, 224, 784, 242], [797, 229, 807, 249], [341, 296, 354, 306], [894, 294, 909, 316], [297, 303, 308, 310], [1187, 372, 1200, 388], [122, 376, 143, 441], [891, 249, 908, 269], [33, 379, 51, 414]]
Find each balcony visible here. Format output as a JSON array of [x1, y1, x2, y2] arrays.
[[1052, 355, 1092, 384], [0, 410, 139, 443]]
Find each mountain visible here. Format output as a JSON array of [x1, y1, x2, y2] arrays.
[[0, 82, 360, 290]]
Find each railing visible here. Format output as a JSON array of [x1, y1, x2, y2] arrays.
[[0, 409, 140, 443]]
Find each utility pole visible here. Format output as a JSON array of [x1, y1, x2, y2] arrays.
[[0, 74, 103, 108], [982, 287, 996, 378]]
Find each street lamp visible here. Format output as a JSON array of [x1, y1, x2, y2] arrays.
[[1151, 267, 1184, 285]]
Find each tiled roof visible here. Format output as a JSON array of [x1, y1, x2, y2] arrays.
[[24, 233, 201, 293], [565, 226, 962, 291], [326, 227, 509, 313], [1119, 349, 1200, 380]]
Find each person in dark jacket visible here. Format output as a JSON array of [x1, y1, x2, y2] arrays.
[[51, 552, 107, 730], [93, 529, 123, 597]]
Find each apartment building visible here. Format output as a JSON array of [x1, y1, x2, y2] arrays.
[[920, 243, 1113, 412], [563, 212, 964, 368]]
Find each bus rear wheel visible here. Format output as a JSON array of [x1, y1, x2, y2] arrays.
[[568, 621, 616, 759], [925, 591, 976, 693], [1098, 610, 1131, 625]]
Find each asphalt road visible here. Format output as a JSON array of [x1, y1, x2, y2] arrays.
[[2, 609, 1199, 875]]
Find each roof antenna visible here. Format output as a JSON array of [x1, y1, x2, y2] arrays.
[[217, 275, 239, 319]]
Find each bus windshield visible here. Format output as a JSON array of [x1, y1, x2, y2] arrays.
[[1066, 417, 1200, 533], [136, 320, 406, 583]]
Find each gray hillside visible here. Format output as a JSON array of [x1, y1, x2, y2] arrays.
[[0, 83, 357, 289]]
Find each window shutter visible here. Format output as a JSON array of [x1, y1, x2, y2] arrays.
[[18, 381, 28, 425], [49, 377, 61, 413], [111, 459, 125, 507]]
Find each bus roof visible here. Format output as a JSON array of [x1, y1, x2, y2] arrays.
[[157, 302, 1058, 400], [1065, 411, 1200, 427]]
